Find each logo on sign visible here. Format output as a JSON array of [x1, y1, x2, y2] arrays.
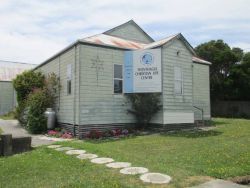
[[140, 52, 154, 65]]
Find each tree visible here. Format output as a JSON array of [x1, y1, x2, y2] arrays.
[[227, 52, 250, 100], [195, 40, 241, 100]]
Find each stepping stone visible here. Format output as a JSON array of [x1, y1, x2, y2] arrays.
[[106, 162, 131, 169], [91, 157, 114, 164], [65, 150, 86, 155], [76, 153, 98, 160], [120, 167, 148, 175], [47, 145, 62, 148], [55, 147, 74, 151], [140, 173, 171, 184]]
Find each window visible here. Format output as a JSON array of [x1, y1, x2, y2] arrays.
[[113, 64, 123, 94], [67, 64, 72, 95], [174, 66, 183, 95]]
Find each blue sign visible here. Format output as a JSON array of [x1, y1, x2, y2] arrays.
[[124, 49, 162, 93], [141, 52, 154, 65]]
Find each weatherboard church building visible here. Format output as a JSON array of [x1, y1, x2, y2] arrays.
[[35, 20, 211, 135]]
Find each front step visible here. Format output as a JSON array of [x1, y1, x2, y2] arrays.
[[195, 120, 205, 127]]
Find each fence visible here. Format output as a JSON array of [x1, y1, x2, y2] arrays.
[[212, 101, 250, 118], [0, 134, 31, 156]]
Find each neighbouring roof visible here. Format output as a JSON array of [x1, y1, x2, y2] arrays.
[[103, 20, 155, 43], [0, 60, 36, 81]]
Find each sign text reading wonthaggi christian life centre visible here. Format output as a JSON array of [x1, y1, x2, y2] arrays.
[[124, 48, 162, 93]]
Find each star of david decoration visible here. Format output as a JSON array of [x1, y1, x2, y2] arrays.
[[91, 55, 104, 86]]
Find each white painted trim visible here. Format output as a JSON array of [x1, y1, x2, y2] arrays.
[[113, 64, 123, 95]]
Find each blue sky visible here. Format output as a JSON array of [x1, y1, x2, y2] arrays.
[[0, 0, 249, 64]]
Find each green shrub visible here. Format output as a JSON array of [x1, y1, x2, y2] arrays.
[[13, 71, 45, 104], [26, 73, 60, 134], [13, 71, 45, 125], [127, 93, 161, 128], [26, 88, 51, 134]]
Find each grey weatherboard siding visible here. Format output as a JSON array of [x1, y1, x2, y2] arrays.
[[0, 81, 15, 115], [35, 21, 211, 135]]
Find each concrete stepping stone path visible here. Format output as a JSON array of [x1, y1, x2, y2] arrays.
[[91, 157, 114, 164], [140, 173, 171, 184], [77, 153, 98, 160], [47, 145, 62, 149], [47, 145, 172, 185], [106, 162, 131, 169], [120, 167, 149, 175], [55, 147, 74, 151], [65, 150, 86, 155]]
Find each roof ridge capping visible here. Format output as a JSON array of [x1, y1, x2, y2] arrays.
[[103, 19, 155, 43]]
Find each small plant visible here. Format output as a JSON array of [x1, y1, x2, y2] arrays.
[[61, 132, 73, 139], [127, 93, 161, 128], [85, 128, 131, 139], [102, 129, 113, 137], [86, 130, 103, 139], [47, 129, 72, 139], [122, 129, 129, 135]]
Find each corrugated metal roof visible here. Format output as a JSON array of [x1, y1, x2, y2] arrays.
[[192, 56, 212, 65], [81, 33, 211, 65], [143, 34, 179, 49], [81, 34, 147, 50], [0, 60, 35, 81]]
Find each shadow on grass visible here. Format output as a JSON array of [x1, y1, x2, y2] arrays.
[[160, 129, 223, 138], [211, 119, 228, 126]]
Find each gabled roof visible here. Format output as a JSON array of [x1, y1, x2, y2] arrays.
[[0, 60, 35, 81], [81, 34, 146, 50], [103, 20, 155, 43], [35, 20, 211, 69], [143, 33, 196, 55]]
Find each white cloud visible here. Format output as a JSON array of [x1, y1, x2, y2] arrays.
[[0, 0, 250, 64]]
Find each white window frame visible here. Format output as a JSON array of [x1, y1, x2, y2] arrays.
[[113, 64, 123, 94], [174, 66, 183, 95]]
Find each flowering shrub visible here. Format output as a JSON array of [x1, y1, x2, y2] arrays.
[[48, 130, 58, 136], [85, 128, 131, 139], [86, 130, 103, 139], [102, 129, 113, 137], [122, 129, 129, 135], [61, 132, 73, 139], [47, 129, 72, 139]]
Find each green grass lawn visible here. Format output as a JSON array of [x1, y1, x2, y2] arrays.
[[0, 118, 249, 188]]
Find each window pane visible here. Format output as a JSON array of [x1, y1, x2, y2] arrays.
[[67, 80, 71, 95], [114, 79, 123, 93], [114, 64, 122, 79], [67, 64, 72, 80], [174, 81, 182, 94]]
